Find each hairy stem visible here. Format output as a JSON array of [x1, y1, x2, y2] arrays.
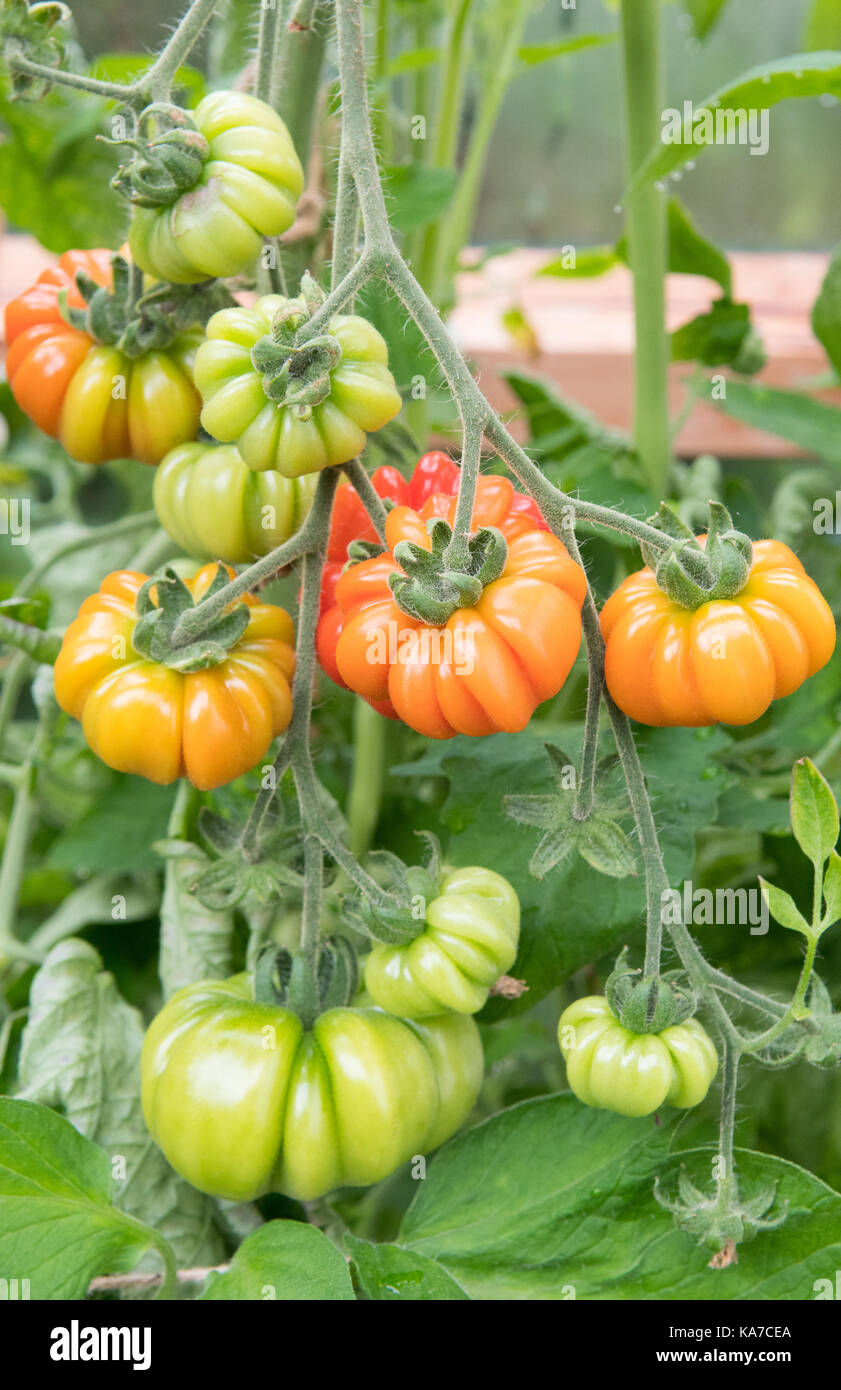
[[561, 516, 601, 822], [343, 458, 388, 541], [255, 0, 285, 106]]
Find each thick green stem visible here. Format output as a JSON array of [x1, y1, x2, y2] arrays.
[[620, 0, 671, 495], [331, 152, 361, 294], [0, 707, 52, 961], [276, 0, 329, 176], [170, 482, 335, 648], [373, 0, 390, 160], [144, 0, 220, 103], [0, 616, 60, 665], [255, 0, 285, 106], [300, 834, 324, 957], [715, 1042, 739, 1206], [347, 698, 386, 859], [4, 49, 135, 102], [0, 653, 29, 758], [443, 415, 482, 569], [561, 516, 601, 822]]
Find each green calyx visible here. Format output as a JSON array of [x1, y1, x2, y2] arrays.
[[131, 564, 250, 673], [254, 940, 359, 1030], [250, 275, 342, 419], [389, 518, 508, 625], [110, 103, 208, 208], [640, 500, 753, 610], [1, 0, 70, 100], [655, 1170, 786, 1258], [344, 834, 442, 946], [605, 948, 695, 1033], [58, 253, 233, 356]]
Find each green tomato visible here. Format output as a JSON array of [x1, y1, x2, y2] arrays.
[[365, 866, 521, 1019], [153, 440, 318, 564], [141, 974, 483, 1202], [129, 91, 304, 284], [557, 996, 718, 1118], [194, 295, 403, 477]]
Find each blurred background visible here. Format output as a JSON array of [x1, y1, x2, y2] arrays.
[[62, 0, 840, 250]]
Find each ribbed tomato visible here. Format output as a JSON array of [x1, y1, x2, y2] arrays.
[[601, 539, 836, 726], [4, 250, 201, 465], [319, 474, 585, 738], [53, 564, 295, 789]]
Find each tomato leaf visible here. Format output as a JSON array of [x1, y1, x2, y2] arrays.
[[822, 850, 841, 926], [633, 53, 841, 189], [517, 33, 618, 67], [662, 197, 732, 295], [399, 1094, 841, 1298], [346, 1235, 470, 1300], [539, 245, 618, 279], [17, 939, 232, 1267], [671, 299, 762, 370], [709, 379, 841, 463], [758, 878, 812, 937], [577, 816, 638, 879], [382, 165, 458, 233], [812, 242, 841, 379], [790, 757, 840, 868], [201, 1220, 355, 1301], [803, 0, 841, 49], [46, 777, 177, 875], [684, 0, 729, 39], [0, 1097, 166, 1299]]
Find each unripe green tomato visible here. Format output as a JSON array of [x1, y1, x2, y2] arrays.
[[364, 866, 521, 1019], [129, 92, 304, 284], [557, 996, 718, 1118], [141, 973, 484, 1202], [153, 441, 317, 564], [194, 295, 403, 477]]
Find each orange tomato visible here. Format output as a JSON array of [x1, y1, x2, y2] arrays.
[[54, 565, 295, 788], [600, 539, 836, 726], [4, 250, 201, 465], [318, 475, 586, 739]]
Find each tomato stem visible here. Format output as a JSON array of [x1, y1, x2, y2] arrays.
[[347, 697, 387, 860], [343, 459, 388, 541], [561, 513, 602, 823], [619, 0, 671, 496], [255, 0, 285, 107]]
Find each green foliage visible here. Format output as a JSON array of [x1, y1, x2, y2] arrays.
[[398, 1095, 841, 1299], [201, 1221, 355, 1301], [634, 53, 841, 189], [0, 1096, 171, 1298]]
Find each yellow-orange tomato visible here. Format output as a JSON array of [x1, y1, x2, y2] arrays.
[[54, 565, 295, 788], [4, 250, 201, 466], [325, 475, 586, 739], [600, 539, 836, 726]]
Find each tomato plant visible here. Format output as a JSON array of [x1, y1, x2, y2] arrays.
[[1, 0, 841, 1324]]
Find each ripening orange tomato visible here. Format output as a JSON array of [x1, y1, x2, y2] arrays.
[[54, 565, 295, 788], [4, 250, 201, 465], [320, 474, 586, 739], [600, 539, 836, 726]]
